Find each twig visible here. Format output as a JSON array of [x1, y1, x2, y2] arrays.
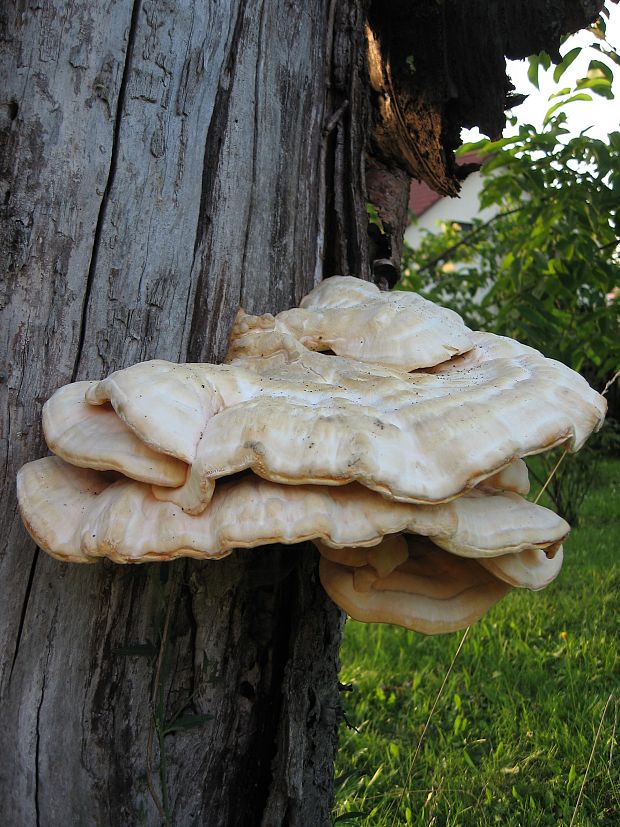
[[323, 100, 349, 136], [534, 449, 568, 504], [415, 202, 543, 275], [342, 709, 360, 733], [569, 693, 614, 827], [597, 238, 620, 253], [602, 370, 619, 397], [395, 627, 471, 812]]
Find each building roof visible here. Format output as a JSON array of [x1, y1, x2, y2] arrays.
[[409, 151, 484, 217]]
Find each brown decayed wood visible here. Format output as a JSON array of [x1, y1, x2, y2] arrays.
[[365, 0, 603, 195]]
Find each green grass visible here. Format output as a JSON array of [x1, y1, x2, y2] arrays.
[[334, 457, 620, 826]]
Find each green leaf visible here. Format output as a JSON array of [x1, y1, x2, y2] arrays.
[[366, 202, 384, 234], [588, 59, 614, 82], [589, 15, 606, 38], [568, 763, 577, 787], [576, 77, 614, 99], [592, 42, 620, 66], [463, 748, 477, 771], [527, 56, 541, 89], [543, 93, 593, 125], [334, 768, 369, 790], [458, 139, 489, 155], [549, 86, 572, 100], [526, 53, 552, 90], [333, 812, 369, 825], [553, 47, 581, 83]]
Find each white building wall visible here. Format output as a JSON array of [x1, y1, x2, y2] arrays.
[[404, 170, 499, 250]]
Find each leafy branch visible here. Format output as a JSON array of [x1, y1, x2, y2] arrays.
[[401, 27, 620, 386]]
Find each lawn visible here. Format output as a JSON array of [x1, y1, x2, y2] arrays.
[[334, 456, 620, 826]]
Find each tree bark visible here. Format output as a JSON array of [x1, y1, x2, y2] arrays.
[[0, 0, 603, 825], [0, 2, 367, 824]]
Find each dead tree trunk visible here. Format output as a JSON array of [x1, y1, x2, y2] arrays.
[[0, 0, 601, 824], [0, 2, 369, 824]]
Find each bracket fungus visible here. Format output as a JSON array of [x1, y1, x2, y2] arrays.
[[42, 322, 604, 516], [317, 540, 513, 635], [226, 276, 475, 370], [17, 276, 606, 634], [17, 456, 568, 565], [315, 534, 564, 634]]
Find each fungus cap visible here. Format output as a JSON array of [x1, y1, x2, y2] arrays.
[[318, 539, 511, 634], [478, 546, 564, 590], [17, 457, 569, 564], [43, 382, 188, 487], [314, 534, 410, 578], [226, 276, 475, 370], [480, 459, 530, 496], [58, 323, 605, 514]]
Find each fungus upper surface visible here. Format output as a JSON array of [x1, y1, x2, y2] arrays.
[[43, 381, 188, 486], [55, 323, 606, 513], [478, 546, 564, 590], [17, 457, 569, 564], [227, 276, 475, 370]]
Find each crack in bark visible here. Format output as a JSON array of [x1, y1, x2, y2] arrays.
[[72, 0, 144, 381], [314, 0, 342, 286], [34, 673, 44, 827], [187, 0, 246, 362], [239, 0, 267, 304], [8, 546, 39, 683], [255, 573, 295, 825]]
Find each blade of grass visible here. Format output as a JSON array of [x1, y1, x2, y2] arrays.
[[569, 692, 614, 827], [394, 626, 471, 815], [534, 448, 568, 504], [609, 696, 617, 770]]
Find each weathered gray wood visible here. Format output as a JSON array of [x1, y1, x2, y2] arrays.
[[0, 1, 362, 824], [1, 0, 134, 698]]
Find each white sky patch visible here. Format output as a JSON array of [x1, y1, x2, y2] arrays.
[[462, 4, 620, 143]]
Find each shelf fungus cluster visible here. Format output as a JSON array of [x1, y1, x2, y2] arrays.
[[17, 277, 606, 634]]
